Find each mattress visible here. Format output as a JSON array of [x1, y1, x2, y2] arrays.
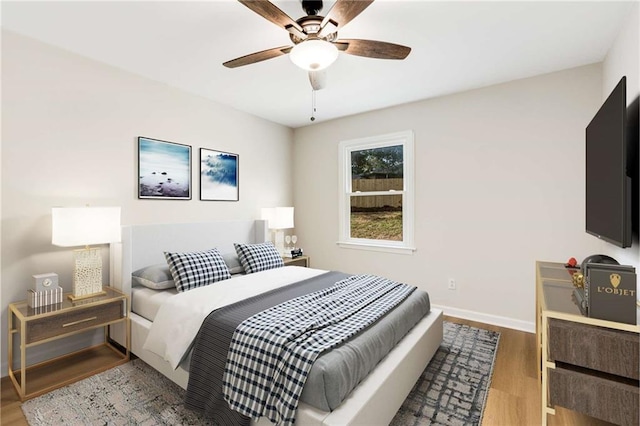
[[131, 286, 177, 321], [301, 288, 430, 411]]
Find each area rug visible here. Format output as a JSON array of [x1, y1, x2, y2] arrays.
[[22, 321, 499, 426], [390, 322, 500, 426]]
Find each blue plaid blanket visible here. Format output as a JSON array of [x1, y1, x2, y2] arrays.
[[222, 274, 416, 425]]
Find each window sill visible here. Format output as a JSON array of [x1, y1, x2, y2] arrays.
[[336, 241, 416, 255]]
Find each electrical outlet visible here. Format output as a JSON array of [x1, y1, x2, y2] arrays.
[[448, 278, 456, 290]]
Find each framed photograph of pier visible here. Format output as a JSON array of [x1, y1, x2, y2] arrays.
[[138, 137, 191, 200], [199, 148, 239, 201]]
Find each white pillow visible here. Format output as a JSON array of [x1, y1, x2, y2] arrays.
[[132, 264, 175, 290], [222, 252, 245, 275]]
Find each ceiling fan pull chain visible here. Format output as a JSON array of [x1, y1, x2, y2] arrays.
[[310, 89, 317, 122]]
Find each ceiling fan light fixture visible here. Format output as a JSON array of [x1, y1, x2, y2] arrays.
[[290, 39, 339, 71]]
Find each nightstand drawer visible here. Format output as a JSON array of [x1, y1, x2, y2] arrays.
[[283, 256, 309, 267], [548, 318, 639, 380], [26, 300, 124, 344]]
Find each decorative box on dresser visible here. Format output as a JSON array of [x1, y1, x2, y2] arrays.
[[536, 261, 640, 425], [7, 286, 130, 401]]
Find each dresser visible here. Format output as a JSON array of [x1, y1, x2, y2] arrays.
[[536, 261, 640, 425]]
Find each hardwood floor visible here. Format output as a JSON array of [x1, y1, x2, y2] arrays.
[[445, 316, 613, 426], [1, 317, 615, 425]]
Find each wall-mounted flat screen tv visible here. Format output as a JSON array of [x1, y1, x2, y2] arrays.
[[585, 76, 631, 248]]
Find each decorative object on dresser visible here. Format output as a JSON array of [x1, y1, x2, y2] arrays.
[[33, 272, 58, 292], [138, 136, 192, 200], [199, 148, 239, 201], [261, 207, 295, 255], [8, 287, 130, 401], [29, 273, 63, 308], [535, 261, 640, 426], [51, 206, 121, 300], [583, 262, 636, 325]]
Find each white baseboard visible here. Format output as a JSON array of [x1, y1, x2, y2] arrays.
[[432, 304, 535, 334]]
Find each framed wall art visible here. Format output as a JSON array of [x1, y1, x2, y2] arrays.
[[200, 148, 239, 201], [138, 137, 191, 200]]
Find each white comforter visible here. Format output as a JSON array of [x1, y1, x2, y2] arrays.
[[143, 266, 327, 369]]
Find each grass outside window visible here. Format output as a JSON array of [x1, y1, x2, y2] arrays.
[[350, 210, 402, 241]]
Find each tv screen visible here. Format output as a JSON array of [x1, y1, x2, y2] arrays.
[[585, 76, 631, 248]]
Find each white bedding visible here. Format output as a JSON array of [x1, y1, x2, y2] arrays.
[[132, 286, 178, 321], [143, 266, 327, 369]]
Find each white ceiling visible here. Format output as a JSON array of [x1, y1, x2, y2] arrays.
[[1, 1, 635, 128]]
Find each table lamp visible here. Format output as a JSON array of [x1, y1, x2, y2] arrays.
[[261, 207, 294, 255], [52, 206, 121, 300]]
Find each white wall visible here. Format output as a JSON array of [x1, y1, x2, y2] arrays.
[[1, 31, 294, 376], [293, 64, 631, 331], [603, 3, 639, 105]]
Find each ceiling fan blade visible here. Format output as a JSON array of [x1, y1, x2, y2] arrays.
[[223, 45, 292, 68], [238, 0, 305, 37], [336, 39, 411, 60], [317, 0, 374, 37]]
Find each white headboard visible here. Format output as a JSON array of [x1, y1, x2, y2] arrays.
[[109, 220, 268, 297]]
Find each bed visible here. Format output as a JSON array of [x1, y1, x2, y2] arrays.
[[109, 220, 443, 426]]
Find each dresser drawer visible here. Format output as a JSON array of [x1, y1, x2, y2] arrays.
[[26, 300, 124, 344], [549, 366, 639, 425], [548, 318, 639, 380]]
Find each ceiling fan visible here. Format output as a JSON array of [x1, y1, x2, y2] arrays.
[[223, 0, 411, 90]]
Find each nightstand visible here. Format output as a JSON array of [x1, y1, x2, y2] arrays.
[[283, 255, 310, 268], [8, 286, 130, 401]]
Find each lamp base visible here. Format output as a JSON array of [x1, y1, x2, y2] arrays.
[[273, 229, 285, 256], [68, 290, 107, 301], [72, 247, 104, 299]]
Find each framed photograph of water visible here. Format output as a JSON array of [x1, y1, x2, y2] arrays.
[[199, 148, 239, 201], [138, 137, 191, 200]]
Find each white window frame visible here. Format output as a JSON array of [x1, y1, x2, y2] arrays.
[[338, 130, 415, 254]]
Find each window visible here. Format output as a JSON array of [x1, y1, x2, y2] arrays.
[[338, 131, 415, 253]]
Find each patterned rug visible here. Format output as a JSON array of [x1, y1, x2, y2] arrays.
[[21, 321, 499, 426], [390, 322, 500, 426]]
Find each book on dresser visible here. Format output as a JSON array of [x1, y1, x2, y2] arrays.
[[584, 263, 636, 325]]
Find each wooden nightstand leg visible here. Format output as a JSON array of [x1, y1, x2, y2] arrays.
[[7, 309, 15, 394], [541, 314, 548, 426], [20, 317, 27, 399]]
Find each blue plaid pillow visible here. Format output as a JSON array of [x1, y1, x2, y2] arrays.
[[164, 248, 231, 292], [234, 242, 284, 274]]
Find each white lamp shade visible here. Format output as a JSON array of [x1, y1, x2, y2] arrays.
[[290, 39, 339, 71], [52, 207, 121, 247], [261, 207, 294, 230]]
